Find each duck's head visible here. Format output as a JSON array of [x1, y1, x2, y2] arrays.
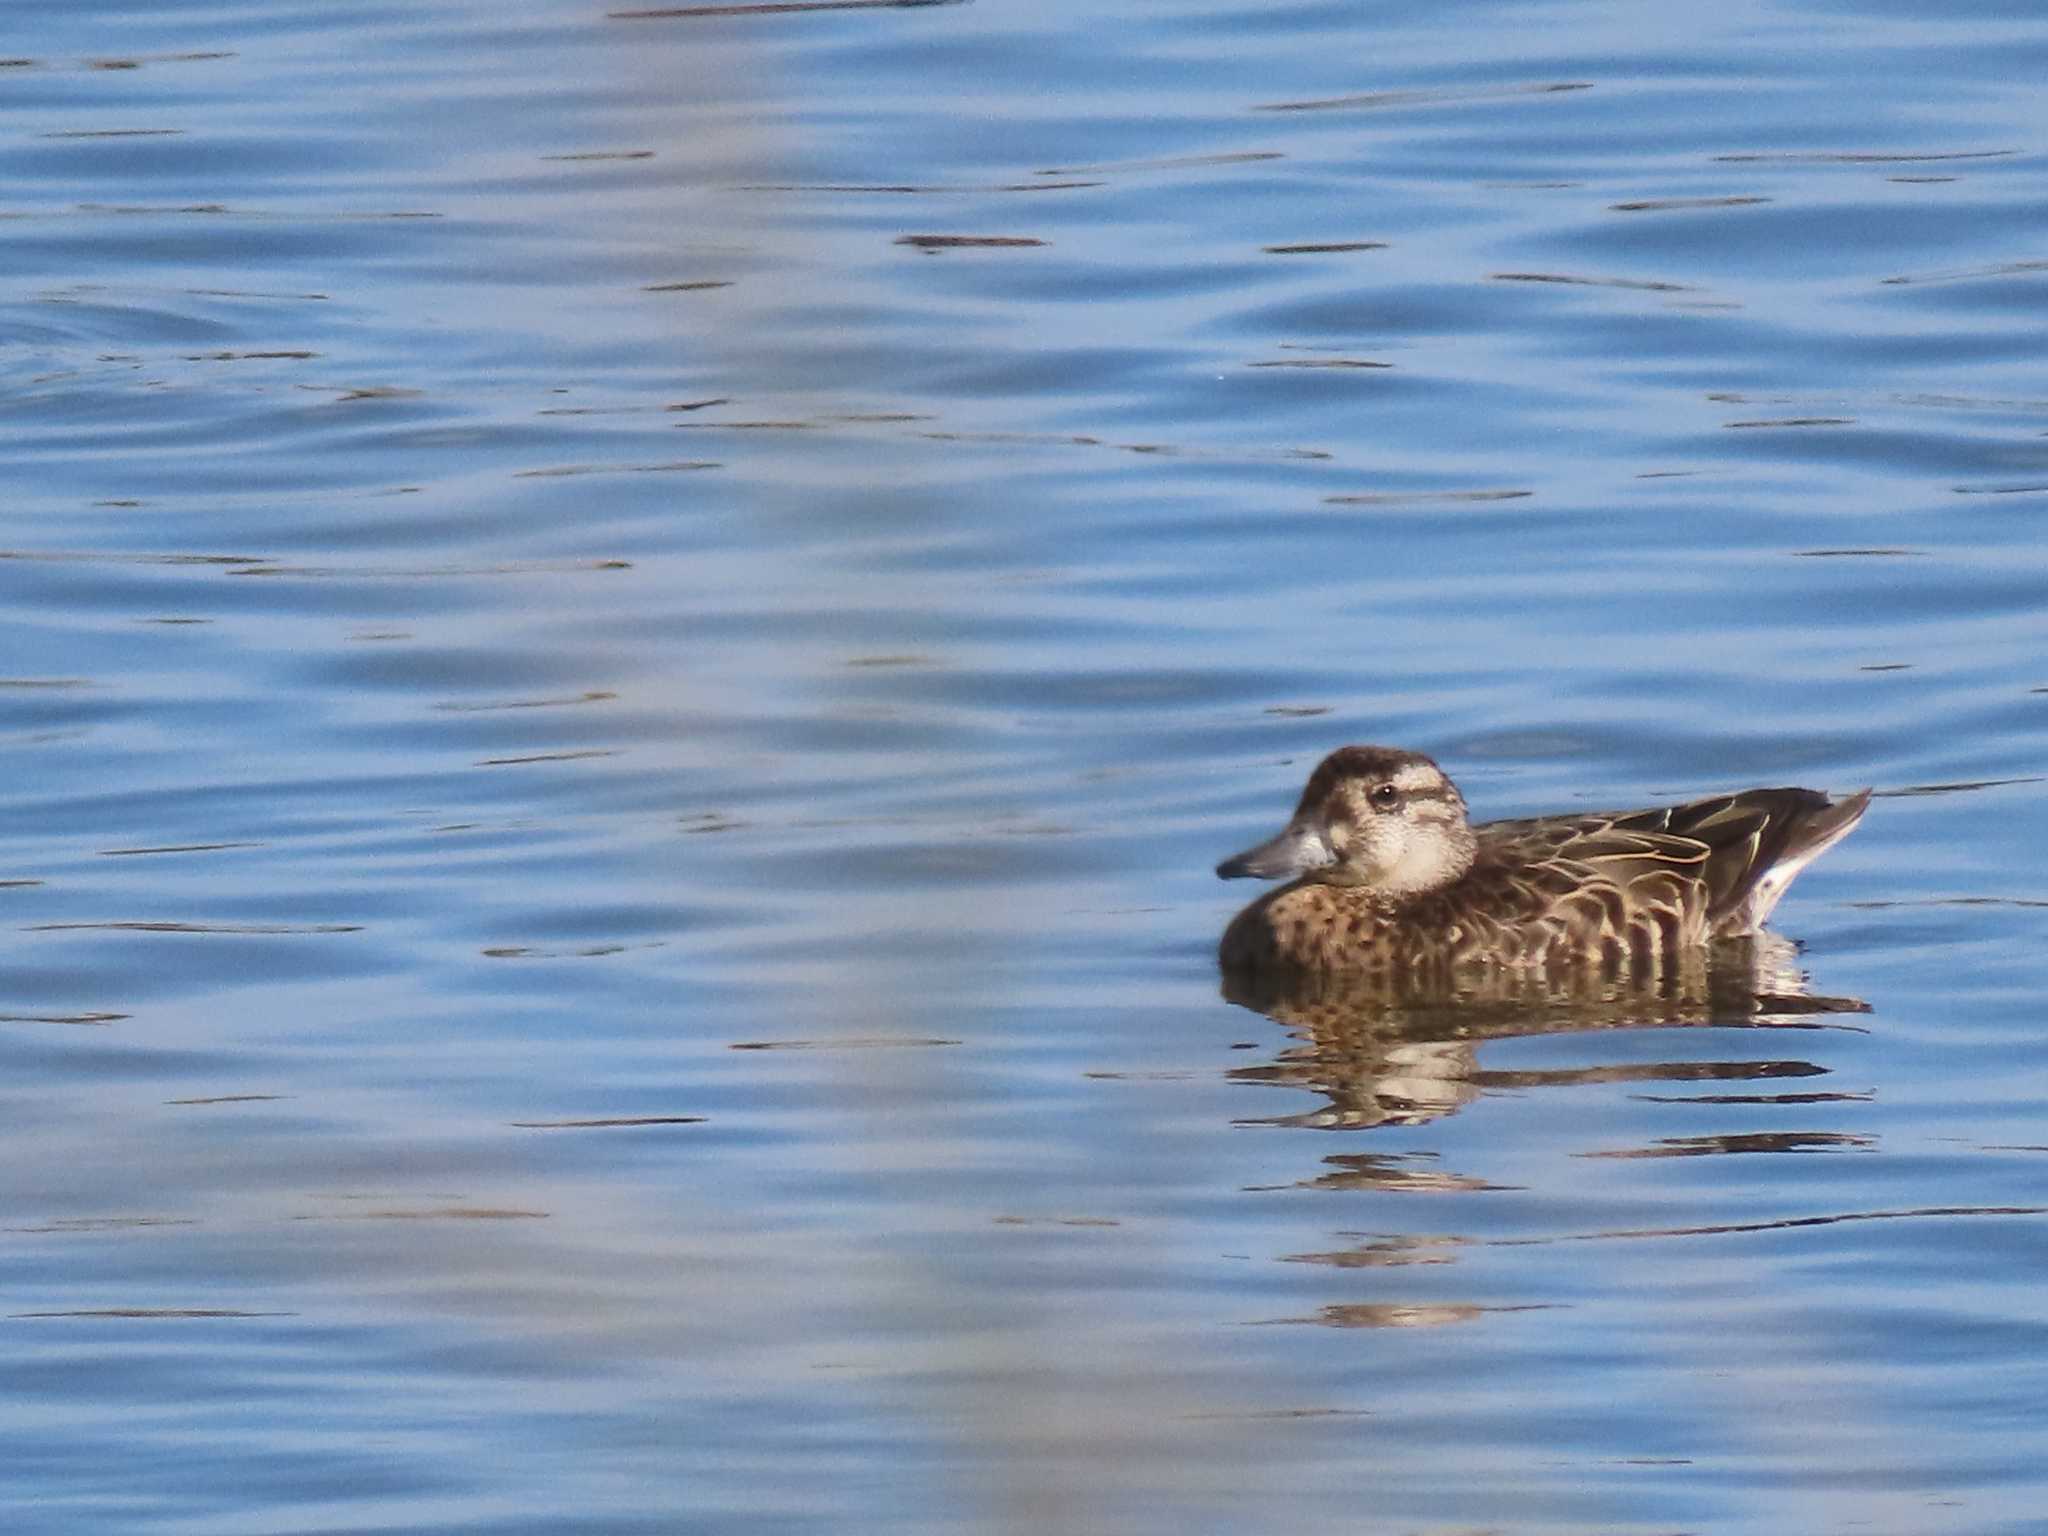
[[1216, 745, 1478, 896]]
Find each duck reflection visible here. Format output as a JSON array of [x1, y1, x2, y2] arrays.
[[1223, 932, 1868, 1134]]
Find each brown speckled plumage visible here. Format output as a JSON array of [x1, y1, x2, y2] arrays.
[[1218, 746, 1869, 981]]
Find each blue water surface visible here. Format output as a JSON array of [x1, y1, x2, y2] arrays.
[[4, 0, 2048, 1531]]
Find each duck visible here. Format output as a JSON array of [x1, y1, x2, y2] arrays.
[[1217, 746, 1870, 978]]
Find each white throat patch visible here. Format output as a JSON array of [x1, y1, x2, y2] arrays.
[[1377, 835, 1467, 897]]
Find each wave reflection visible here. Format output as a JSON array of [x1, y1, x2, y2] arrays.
[[1224, 935, 1869, 1133]]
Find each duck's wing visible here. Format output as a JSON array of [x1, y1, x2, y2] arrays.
[[1470, 815, 1719, 959], [1484, 787, 1871, 939]]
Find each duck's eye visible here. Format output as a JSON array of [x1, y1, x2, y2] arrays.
[[1368, 782, 1401, 812]]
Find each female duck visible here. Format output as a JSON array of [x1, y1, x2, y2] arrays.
[[1217, 746, 1868, 978]]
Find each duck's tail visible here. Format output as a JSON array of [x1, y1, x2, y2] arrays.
[[1722, 786, 1871, 931]]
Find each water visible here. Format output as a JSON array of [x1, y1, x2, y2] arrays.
[[4, 0, 2048, 1531]]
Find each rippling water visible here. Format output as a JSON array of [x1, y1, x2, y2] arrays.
[[6, 1, 2048, 1531]]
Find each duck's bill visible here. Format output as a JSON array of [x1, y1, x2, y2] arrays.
[[1215, 825, 1333, 880]]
